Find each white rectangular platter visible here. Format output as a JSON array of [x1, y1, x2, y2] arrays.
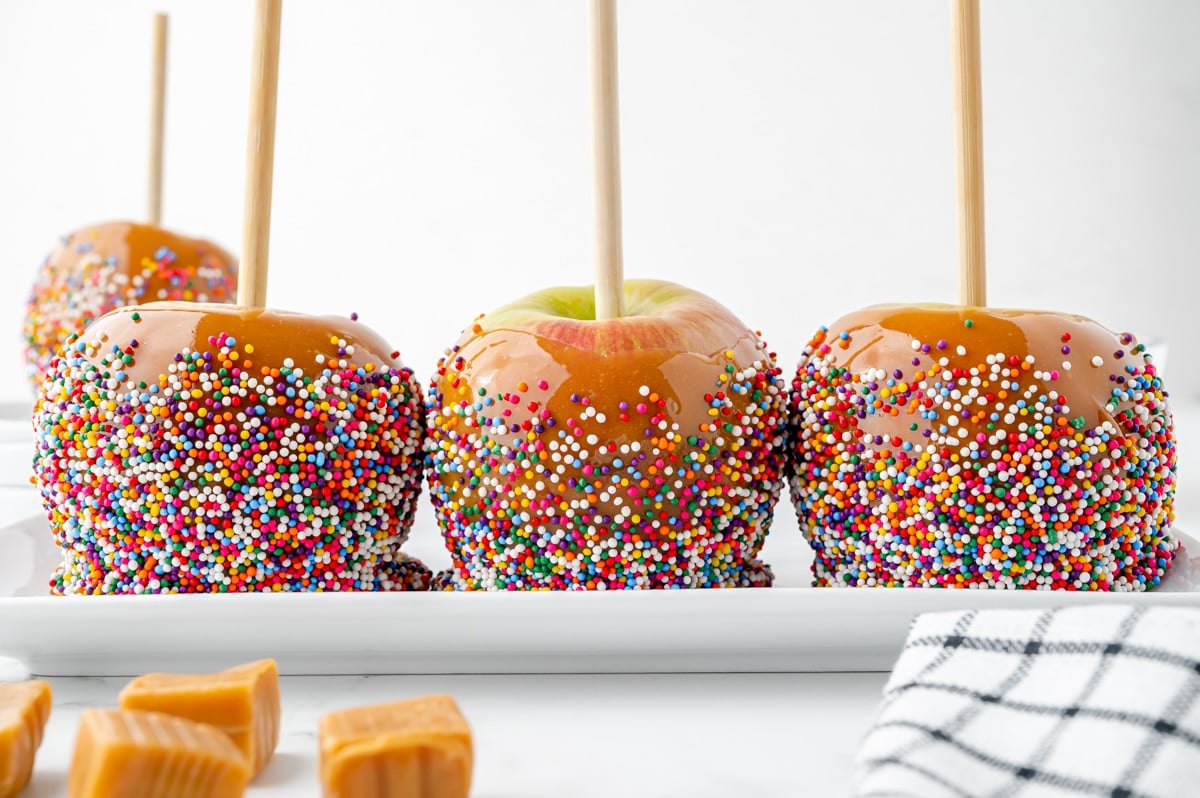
[[1, 502, 1197, 677], [3, 409, 1200, 676]]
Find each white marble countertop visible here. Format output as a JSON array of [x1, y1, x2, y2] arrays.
[[19, 670, 889, 797], [2, 402, 1197, 796]]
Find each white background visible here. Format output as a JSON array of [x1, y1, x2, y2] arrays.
[[1, 0, 1197, 405]]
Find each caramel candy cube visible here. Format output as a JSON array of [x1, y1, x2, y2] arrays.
[[0, 681, 52, 798], [319, 694, 473, 798], [69, 708, 250, 798], [118, 659, 279, 776]]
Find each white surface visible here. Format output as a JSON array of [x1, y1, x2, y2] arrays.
[[21, 671, 890, 798], [0, 1, 1197, 405]]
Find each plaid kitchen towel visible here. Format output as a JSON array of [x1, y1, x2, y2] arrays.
[[854, 606, 1200, 798]]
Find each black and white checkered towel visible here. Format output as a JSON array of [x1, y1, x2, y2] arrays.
[[854, 606, 1200, 798]]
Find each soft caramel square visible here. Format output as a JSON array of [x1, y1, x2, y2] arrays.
[[69, 708, 250, 798], [0, 681, 52, 798], [119, 658, 280, 775], [319, 694, 473, 798]]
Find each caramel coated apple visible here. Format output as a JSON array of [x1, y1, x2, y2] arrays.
[[788, 304, 1177, 590], [33, 302, 428, 594], [426, 279, 787, 590], [22, 221, 238, 387]]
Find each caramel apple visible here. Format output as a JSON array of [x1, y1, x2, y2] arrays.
[[32, 301, 428, 594], [426, 279, 787, 590], [787, 304, 1177, 590], [22, 221, 237, 388]]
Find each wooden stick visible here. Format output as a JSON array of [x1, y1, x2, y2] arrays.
[[950, 0, 986, 306], [237, 0, 283, 309], [589, 0, 624, 319], [147, 13, 168, 227]]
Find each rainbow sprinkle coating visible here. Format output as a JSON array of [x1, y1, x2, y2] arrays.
[[32, 304, 428, 595], [425, 285, 788, 590], [788, 305, 1177, 591], [23, 222, 237, 388]]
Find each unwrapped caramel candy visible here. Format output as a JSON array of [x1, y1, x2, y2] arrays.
[[0, 681, 52, 798], [319, 694, 473, 798], [69, 708, 250, 798], [118, 658, 280, 775]]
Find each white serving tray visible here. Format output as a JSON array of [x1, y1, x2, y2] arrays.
[[4, 406, 1199, 676], [1, 503, 1197, 677]]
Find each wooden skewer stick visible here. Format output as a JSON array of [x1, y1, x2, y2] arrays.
[[147, 13, 168, 227], [590, 0, 624, 320], [237, 0, 283, 309], [950, 0, 986, 307]]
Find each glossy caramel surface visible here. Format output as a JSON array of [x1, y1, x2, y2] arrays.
[[23, 221, 237, 386], [450, 328, 765, 444], [816, 303, 1152, 431], [447, 279, 767, 445], [42, 222, 236, 297], [77, 302, 405, 383]]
